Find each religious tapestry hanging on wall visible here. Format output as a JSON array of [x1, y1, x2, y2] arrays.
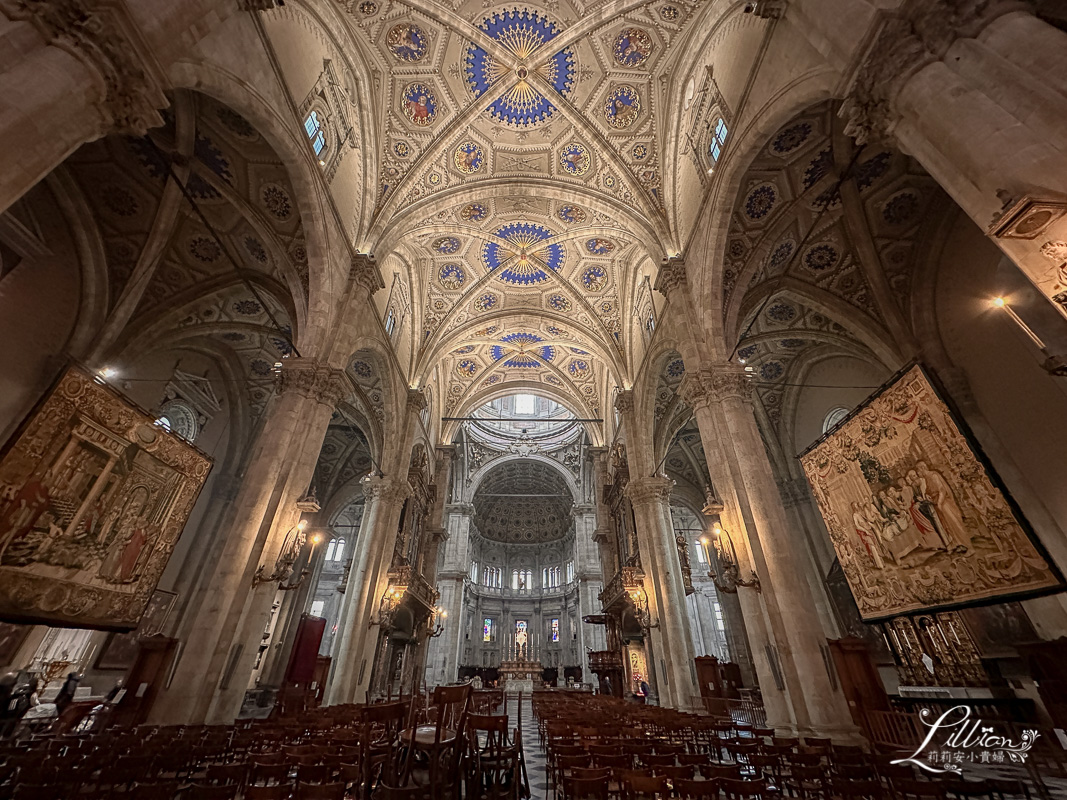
[[799, 364, 1061, 621], [0, 366, 212, 630]]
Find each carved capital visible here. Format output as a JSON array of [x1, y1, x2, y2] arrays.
[[614, 389, 635, 415], [626, 476, 674, 506], [6, 0, 168, 135], [362, 474, 410, 504], [406, 388, 428, 414], [277, 358, 350, 406], [654, 256, 688, 300], [446, 502, 474, 516], [841, 0, 1030, 144], [682, 364, 753, 407], [351, 252, 385, 297]]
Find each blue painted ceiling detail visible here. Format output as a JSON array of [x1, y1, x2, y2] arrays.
[[489, 332, 556, 367], [481, 221, 564, 285], [464, 9, 576, 128]]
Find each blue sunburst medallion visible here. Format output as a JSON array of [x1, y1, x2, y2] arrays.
[[489, 332, 555, 367], [481, 222, 564, 286], [464, 9, 576, 127]]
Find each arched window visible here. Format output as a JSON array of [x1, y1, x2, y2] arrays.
[[325, 538, 345, 561], [385, 306, 397, 337], [155, 399, 200, 442], [566, 560, 574, 583], [822, 406, 851, 434], [470, 561, 478, 582], [304, 110, 326, 157], [709, 117, 728, 163]]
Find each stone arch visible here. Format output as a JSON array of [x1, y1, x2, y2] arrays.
[[167, 60, 343, 359]]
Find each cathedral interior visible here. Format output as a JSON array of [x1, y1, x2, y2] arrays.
[[2, 0, 1067, 796]]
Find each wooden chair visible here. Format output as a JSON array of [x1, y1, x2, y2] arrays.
[[183, 783, 239, 800], [624, 774, 670, 800], [244, 786, 289, 800], [642, 754, 677, 769], [784, 764, 826, 798], [829, 778, 884, 799], [466, 713, 520, 800], [249, 761, 291, 787], [721, 778, 774, 799], [674, 778, 719, 800], [205, 762, 246, 786], [595, 754, 632, 771], [565, 774, 611, 800], [701, 763, 744, 782], [295, 781, 347, 799], [894, 779, 947, 799]]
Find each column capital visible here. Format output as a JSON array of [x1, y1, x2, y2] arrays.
[[350, 253, 385, 297], [626, 475, 674, 506], [406, 387, 428, 413], [842, 0, 1029, 143], [427, 527, 448, 543], [446, 502, 474, 516], [654, 256, 688, 300], [361, 474, 409, 504], [614, 389, 635, 415], [682, 364, 753, 408], [7, 0, 168, 134], [277, 358, 349, 406]]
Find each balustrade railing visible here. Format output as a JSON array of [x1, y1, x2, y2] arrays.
[[463, 577, 578, 599]]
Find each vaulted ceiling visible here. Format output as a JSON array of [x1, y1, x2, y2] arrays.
[[472, 459, 574, 543], [345, 0, 711, 420]]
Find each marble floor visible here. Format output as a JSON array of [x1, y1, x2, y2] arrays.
[[503, 694, 548, 800]]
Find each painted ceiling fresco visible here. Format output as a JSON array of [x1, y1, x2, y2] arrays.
[[335, 0, 709, 420], [721, 102, 946, 432]]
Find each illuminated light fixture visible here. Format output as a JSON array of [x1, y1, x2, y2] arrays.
[[991, 295, 1067, 376], [98, 367, 117, 380], [318, 159, 326, 166]]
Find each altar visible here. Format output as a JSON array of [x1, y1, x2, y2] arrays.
[[500, 657, 542, 694]]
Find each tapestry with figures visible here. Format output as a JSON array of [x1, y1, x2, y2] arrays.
[[800, 365, 1061, 621], [0, 366, 211, 630]]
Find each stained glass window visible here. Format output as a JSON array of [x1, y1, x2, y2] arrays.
[[515, 620, 528, 648], [551, 618, 559, 642], [483, 618, 493, 642]]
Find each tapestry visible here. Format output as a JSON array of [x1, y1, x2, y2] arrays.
[[0, 366, 211, 630], [800, 365, 1061, 621]]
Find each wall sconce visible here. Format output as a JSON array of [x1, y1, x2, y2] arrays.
[[992, 296, 1067, 376], [427, 606, 447, 638], [372, 583, 406, 629], [627, 586, 659, 630], [701, 522, 761, 593], [252, 520, 322, 591]]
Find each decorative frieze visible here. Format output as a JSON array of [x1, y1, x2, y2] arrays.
[[3, 0, 168, 135]]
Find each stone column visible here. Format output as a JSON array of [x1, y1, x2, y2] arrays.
[[327, 390, 427, 703], [627, 476, 700, 711], [685, 364, 858, 738], [0, 2, 168, 214], [571, 505, 604, 679], [150, 358, 347, 724], [326, 474, 409, 704], [425, 502, 473, 687], [841, 2, 1067, 316]]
